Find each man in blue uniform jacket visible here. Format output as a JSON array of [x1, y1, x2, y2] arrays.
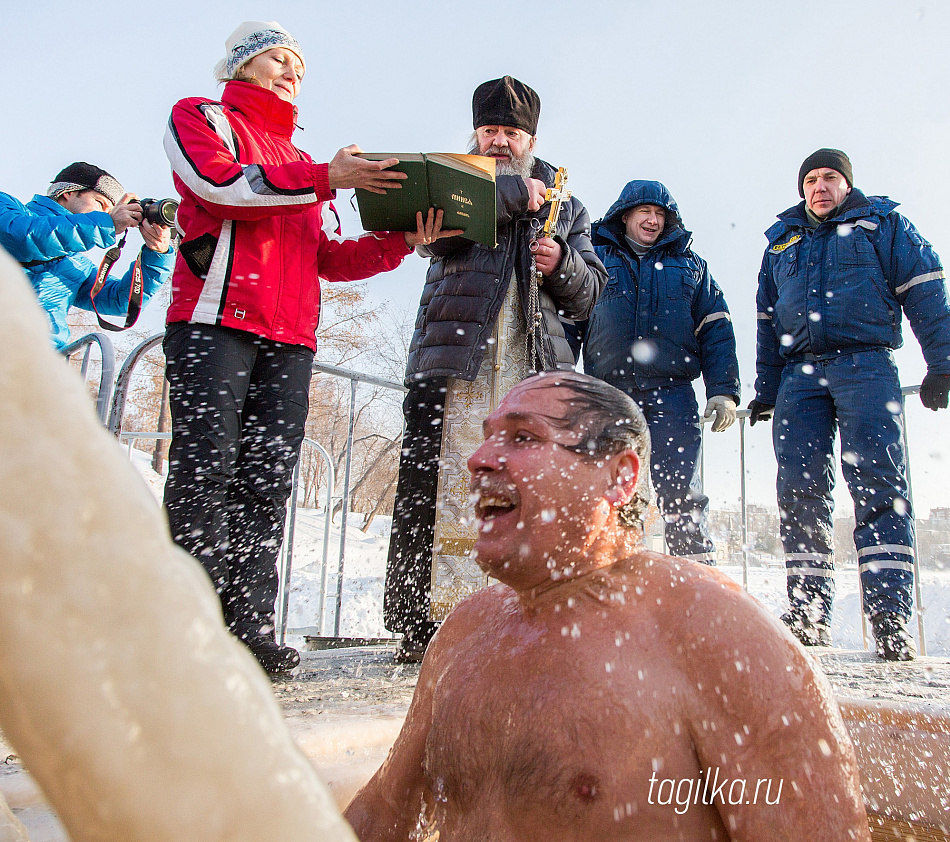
[[749, 148, 950, 660], [0, 162, 174, 351], [583, 180, 740, 565]]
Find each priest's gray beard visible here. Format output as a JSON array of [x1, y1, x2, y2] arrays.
[[467, 133, 536, 178]]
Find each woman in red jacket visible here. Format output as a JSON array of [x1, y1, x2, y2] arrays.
[[162, 21, 454, 675]]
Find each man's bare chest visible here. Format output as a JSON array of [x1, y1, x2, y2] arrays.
[[424, 633, 701, 821]]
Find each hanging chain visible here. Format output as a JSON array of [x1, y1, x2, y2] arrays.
[[524, 168, 571, 373], [526, 226, 546, 373]]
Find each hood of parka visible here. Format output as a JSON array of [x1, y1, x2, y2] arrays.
[[592, 179, 689, 253]]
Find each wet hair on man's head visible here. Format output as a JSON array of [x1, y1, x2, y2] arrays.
[[522, 371, 653, 526]]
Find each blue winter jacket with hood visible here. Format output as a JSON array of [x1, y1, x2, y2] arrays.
[[754, 189, 950, 405], [583, 180, 740, 399], [0, 192, 174, 351]]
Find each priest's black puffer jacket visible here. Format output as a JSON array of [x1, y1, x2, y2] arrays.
[[405, 158, 606, 383]]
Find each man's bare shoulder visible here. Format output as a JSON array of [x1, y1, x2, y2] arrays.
[[633, 552, 840, 716], [628, 551, 782, 630], [612, 550, 811, 676], [424, 583, 515, 655]]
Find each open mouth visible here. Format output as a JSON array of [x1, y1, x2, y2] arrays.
[[476, 495, 516, 520], [472, 481, 519, 522]]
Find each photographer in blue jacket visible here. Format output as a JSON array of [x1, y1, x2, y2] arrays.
[[0, 162, 174, 351], [583, 180, 740, 565], [750, 148, 950, 661]]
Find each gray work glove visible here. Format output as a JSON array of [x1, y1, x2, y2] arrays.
[[703, 395, 737, 432]]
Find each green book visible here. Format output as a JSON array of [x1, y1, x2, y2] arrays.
[[354, 153, 497, 247]]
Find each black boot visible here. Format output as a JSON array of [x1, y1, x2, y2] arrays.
[[781, 610, 831, 647], [871, 613, 916, 662], [232, 622, 300, 676], [394, 624, 438, 664]]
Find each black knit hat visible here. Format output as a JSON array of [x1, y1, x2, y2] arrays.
[[798, 149, 853, 198], [48, 162, 125, 205], [472, 76, 541, 135]]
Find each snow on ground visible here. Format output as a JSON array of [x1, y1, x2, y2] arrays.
[[128, 446, 950, 656]]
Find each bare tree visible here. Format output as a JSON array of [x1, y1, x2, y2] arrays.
[[299, 284, 413, 531]]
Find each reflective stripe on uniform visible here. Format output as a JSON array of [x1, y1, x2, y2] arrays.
[[787, 566, 835, 578], [785, 553, 834, 577], [858, 558, 916, 573], [694, 311, 732, 336], [857, 544, 914, 558], [896, 269, 945, 296]]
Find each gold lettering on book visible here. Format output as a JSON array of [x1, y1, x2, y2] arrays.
[[452, 193, 473, 206]]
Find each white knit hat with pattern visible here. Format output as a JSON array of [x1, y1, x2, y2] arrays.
[[213, 21, 305, 83]]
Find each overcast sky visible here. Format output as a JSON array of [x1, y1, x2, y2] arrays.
[[2, 0, 948, 514]]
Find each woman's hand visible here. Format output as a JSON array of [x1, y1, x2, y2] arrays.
[[405, 209, 464, 248], [329, 145, 407, 193]]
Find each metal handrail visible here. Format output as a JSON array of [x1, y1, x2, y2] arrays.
[[107, 341, 407, 643], [111, 340, 936, 654], [62, 332, 116, 425], [108, 333, 165, 436], [280, 361, 406, 640], [277, 438, 335, 645]]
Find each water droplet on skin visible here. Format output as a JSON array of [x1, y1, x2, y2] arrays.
[[541, 508, 556, 523], [570, 624, 581, 639], [818, 738, 832, 757]]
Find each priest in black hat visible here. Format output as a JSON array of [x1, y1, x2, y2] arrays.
[[383, 75, 606, 662]]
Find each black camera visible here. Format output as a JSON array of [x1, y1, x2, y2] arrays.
[[139, 198, 179, 228]]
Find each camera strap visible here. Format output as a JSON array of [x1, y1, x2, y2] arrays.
[[90, 232, 144, 332]]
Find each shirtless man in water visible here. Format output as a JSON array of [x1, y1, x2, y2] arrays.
[[345, 372, 870, 841]]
